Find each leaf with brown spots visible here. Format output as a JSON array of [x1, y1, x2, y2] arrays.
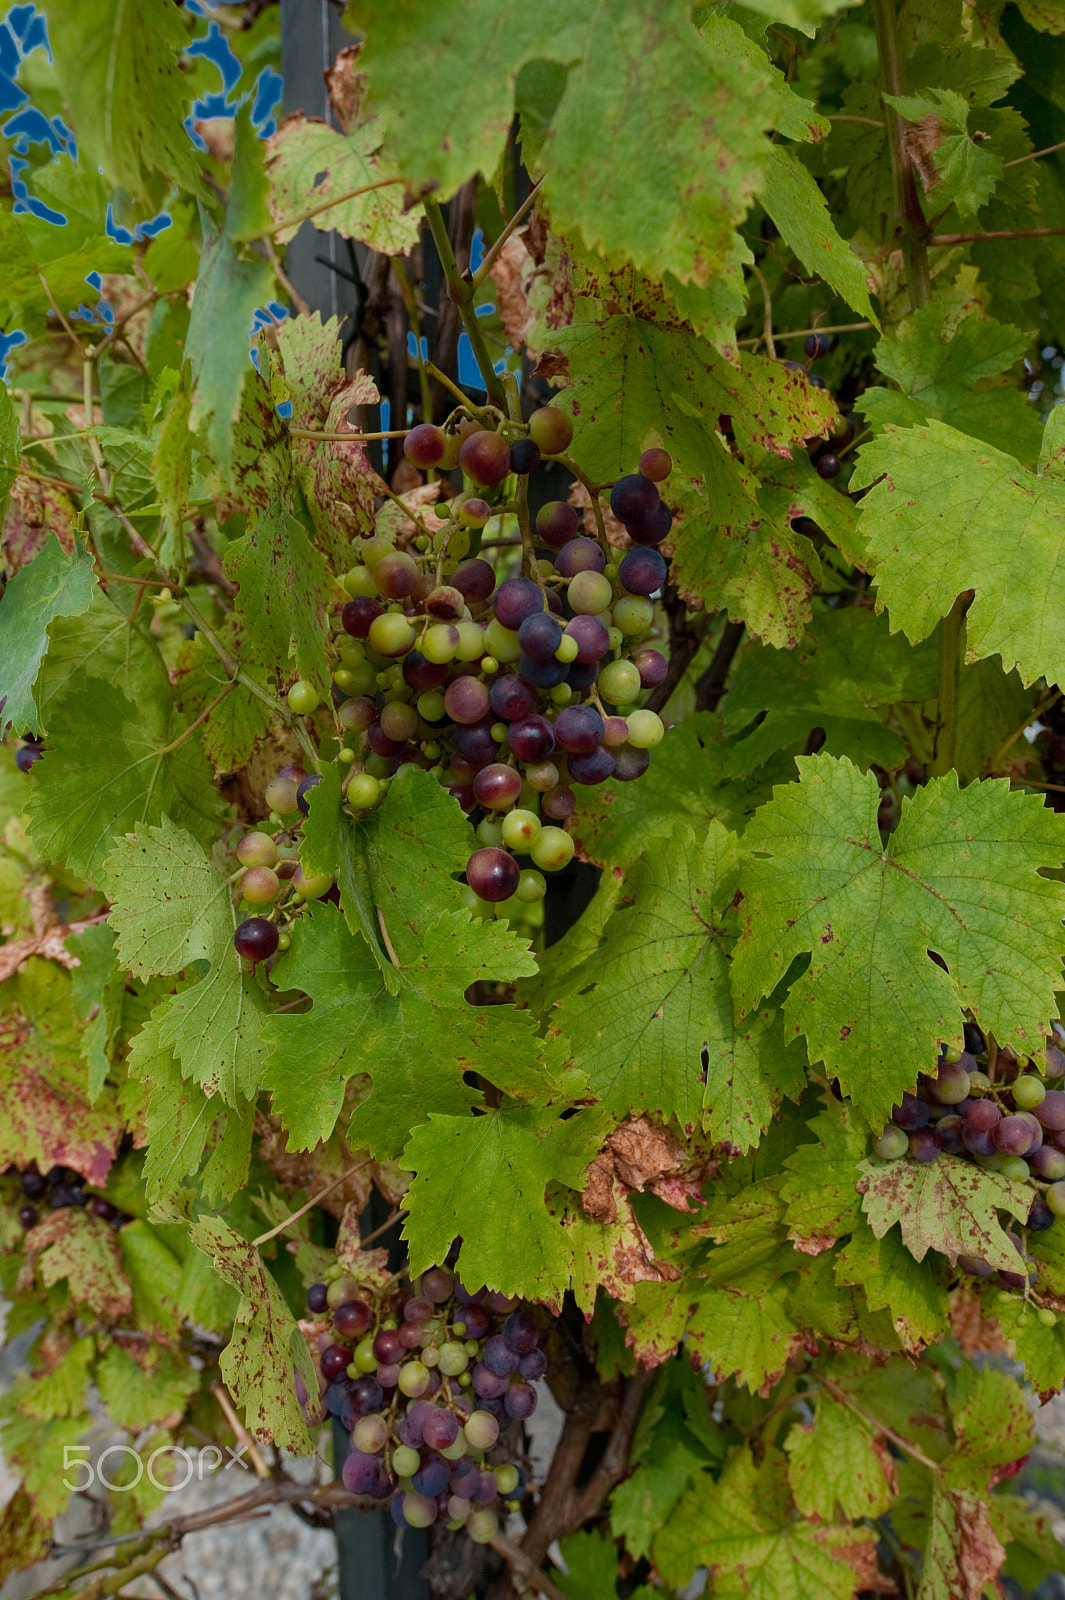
[[857, 1153, 1031, 1274], [784, 1393, 894, 1521], [554, 1177, 679, 1314], [20, 1209, 131, 1321]]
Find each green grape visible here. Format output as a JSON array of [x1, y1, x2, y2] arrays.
[[337, 637, 366, 665], [437, 1341, 469, 1376], [1038, 1307, 1059, 1327], [524, 899, 545, 927], [287, 680, 319, 715], [550, 684, 573, 706], [353, 1414, 389, 1454], [241, 866, 280, 905], [599, 659, 642, 703], [368, 612, 416, 657], [333, 668, 358, 693], [277, 931, 291, 952], [607, 626, 624, 651], [237, 831, 278, 869], [347, 773, 382, 810], [455, 621, 487, 661], [502, 809, 541, 851], [1000, 1156, 1030, 1181], [423, 623, 460, 664], [477, 818, 505, 847], [626, 709, 665, 748], [398, 1360, 430, 1397], [462, 887, 495, 919], [1047, 1181, 1065, 1217], [338, 747, 355, 764], [441, 1435, 468, 1460], [360, 535, 392, 567], [466, 1508, 500, 1545], [391, 1445, 420, 1477], [555, 635, 579, 663], [517, 869, 547, 902], [418, 690, 447, 722], [940, 1044, 963, 1064], [485, 618, 522, 663], [463, 1410, 499, 1449], [481, 655, 499, 674], [613, 595, 654, 635], [874, 1126, 908, 1159], [1013, 1075, 1047, 1109], [568, 570, 613, 615], [343, 565, 377, 598], [294, 867, 333, 901], [531, 825, 575, 872], [352, 1335, 378, 1372], [967, 1071, 992, 1094], [494, 1464, 519, 1495], [346, 660, 377, 695]]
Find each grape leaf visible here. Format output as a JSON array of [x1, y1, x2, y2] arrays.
[[760, 148, 878, 321], [189, 1215, 315, 1452], [779, 1104, 868, 1248], [0, 1489, 48, 1586], [400, 1106, 604, 1300], [992, 1292, 1065, 1391], [226, 103, 273, 245], [66, 923, 127, 1101], [222, 504, 332, 698], [654, 1446, 859, 1598], [39, 0, 204, 208], [0, 535, 96, 736], [266, 114, 418, 255], [138, 1051, 252, 1208], [119, 1222, 185, 1342], [263, 901, 550, 1157], [34, 587, 165, 727], [22, 1210, 132, 1320], [784, 1394, 894, 1521], [186, 231, 273, 482], [834, 1227, 950, 1350], [172, 630, 273, 773], [731, 755, 1065, 1127], [856, 1153, 1031, 1273], [0, 380, 19, 521], [859, 305, 1041, 465], [884, 90, 1003, 217], [96, 1344, 200, 1432], [609, 1403, 709, 1558], [993, 1494, 1065, 1593], [105, 820, 271, 1103], [350, 1, 778, 285], [688, 1280, 802, 1392], [19, 1336, 95, 1420], [852, 415, 1065, 686], [554, 822, 803, 1149]]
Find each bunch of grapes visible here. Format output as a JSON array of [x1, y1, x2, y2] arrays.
[[300, 1264, 543, 1542], [6, 1162, 132, 1228], [230, 406, 675, 962], [874, 1024, 1065, 1301]]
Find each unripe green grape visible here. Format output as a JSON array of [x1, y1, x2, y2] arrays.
[[466, 1508, 500, 1545], [874, 1126, 908, 1160], [338, 747, 355, 763], [481, 620, 518, 665], [365, 752, 392, 778], [550, 684, 573, 706], [423, 623, 460, 664], [568, 570, 613, 615], [600, 659, 642, 704], [555, 635, 579, 663], [402, 1492, 438, 1529], [1039, 1307, 1059, 1327], [448, 1495, 472, 1521], [424, 742, 441, 761], [531, 825, 575, 872], [344, 565, 377, 598], [347, 773, 382, 811], [265, 773, 303, 813], [455, 622, 487, 661], [1000, 1157, 1030, 1182], [1014, 1075, 1047, 1109], [418, 691, 447, 722], [375, 671, 392, 692], [494, 895, 521, 920], [941, 1044, 963, 1064], [333, 668, 358, 693], [237, 831, 278, 868], [338, 637, 366, 665], [464, 1410, 500, 1450], [462, 887, 495, 919], [368, 613, 416, 658], [421, 1346, 440, 1367], [525, 761, 559, 792], [463, 1339, 480, 1357], [494, 1463, 519, 1496], [524, 899, 545, 927], [441, 1435, 468, 1460], [1047, 1181, 1065, 1217], [345, 660, 377, 695], [414, 535, 431, 552], [352, 1414, 389, 1454], [968, 1071, 992, 1094], [287, 680, 319, 715], [437, 1340, 469, 1376], [398, 1360, 430, 1397], [477, 818, 505, 847], [436, 526, 472, 561], [613, 595, 654, 635], [502, 809, 541, 852], [242, 865, 280, 904], [517, 869, 547, 902], [482, 655, 499, 674], [517, 783, 540, 810], [294, 866, 333, 901], [277, 931, 291, 952], [352, 1335, 378, 1372], [360, 535, 392, 567], [626, 709, 665, 748]]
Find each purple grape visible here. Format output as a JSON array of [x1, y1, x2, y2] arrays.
[[936, 1115, 966, 1155], [554, 705, 605, 754], [342, 597, 384, 638], [452, 1303, 490, 1340], [639, 448, 672, 482], [519, 653, 568, 688], [472, 1363, 509, 1399], [473, 764, 522, 809], [566, 660, 599, 692], [502, 1310, 539, 1354], [342, 1450, 379, 1494], [324, 1380, 351, 1417], [568, 746, 617, 785], [891, 1094, 929, 1131], [16, 744, 43, 773], [296, 774, 322, 815], [626, 501, 673, 547], [564, 615, 610, 663], [89, 1196, 118, 1223], [350, 1375, 384, 1415], [519, 612, 564, 661], [536, 501, 580, 548], [19, 1204, 38, 1228], [962, 1124, 997, 1158], [234, 918, 279, 962], [404, 423, 448, 467], [367, 722, 403, 758], [466, 848, 520, 903], [444, 678, 491, 725], [495, 578, 544, 630], [804, 332, 832, 358], [334, 1300, 372, 1340], [373, 1329, 404, 1365], [816, 453, 841, 480], [482, 1335, 520, 1376], [404, 651, 448, 692], [610, 474, 660, 522], [412, 1456, 450, 1497], [450, 1462, 481, 1497], [455, 1282, 486, 1304], [509, 438, 541, 474], [20, 1168, 46, 1200], [619, 547, 667, 596], [306, 1283, 329, 1315], [1035, 1090, 1065, 1130], [908, 1128, 940, 1163], [633, 647, 668, 687], [507, 715, 555, 761], [994, 1115, 1035, 1156], [958, 1254, 994, 1277], [503, 1383, 537, 1421], [556, 538, 606, 578], [1029, 1196, 1056, 1232], [422, 1409, 460, 1451], [453, 719, 500, 764], [321, 1345, 353, 1382], [542, 785, 576, 819], [373, 551, 419, 600], [1031, 1145, 1065, 1180], [450, 559, 496, 602], [967, 1099, 1001, 1133], [1020, 1111, 1044, 1151], [421, 1268, 453, 1304], [473, 1471, 500, 1505], [460, 430, 511, 487], [518, 1348, 547, 1381], [489, 676, 536, 721]]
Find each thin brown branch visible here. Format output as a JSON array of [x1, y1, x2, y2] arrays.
[[571, 1366, 655, 1525], [210, 1382, 270, 1479], [1003, 139, 1065, 169], [251, 1164, 368, 1247], [694, 619, 746, 713], [361, 1207, 408, 1248], [930, 225, 1065, 245], [490, 1533, 569, 1600]]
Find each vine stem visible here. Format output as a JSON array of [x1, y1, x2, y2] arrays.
[[489, 1532, 568, 1600], [288, 427, 411, 442], [270, 175, 405, 237], [822, 1378, 941, 1473], [930, 225, 1065, 245], [471, 177, 545, 289], [1003, 138, 1065, 168], [736, 319, 874, 349], [989, 687, 1060, 771], [930, 598, 965, 778], [209, 1382, 270, 1479], [747, 261, 777, 358], [251, 1164, 367, 1247], [422, 196, 506, 408], [871, 0, 931, 312]]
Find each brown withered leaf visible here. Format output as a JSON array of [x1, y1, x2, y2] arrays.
[[488, 232, 535, 352], [608, 1116, 688, 1192], [924, 1486, 1007, 1600], [325, 45, 366, 134], [2, 473, 77, 568], [0, 1488, 49, 1589], [950, 1284, 1009, 1359], [0, 925, 78, 985], [905, 115, 945, 194], [812, 1524, 893, 1594], [561, 1175, 679, 1313], [334, 1205, 394, 1289]]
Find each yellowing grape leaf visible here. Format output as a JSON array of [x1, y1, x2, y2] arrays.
[[856, 1154, 1031, 1273], [731, 754, 1065, 1127], [784, 1394, 894, 1521], [266, 115, 418, 254], [853, 412, 1065, 686], [21, 1210, 132, 1321]]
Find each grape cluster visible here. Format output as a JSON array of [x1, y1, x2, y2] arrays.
[[874, 1024, 1065, 1298], [8, 1162, 132, 1229], [301, 1265, 543, 1542], [231, 406, 674, 960]]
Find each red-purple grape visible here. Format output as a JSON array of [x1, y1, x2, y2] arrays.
[[19, 1204, 37, 1228], [619, 547, 667, 596], [350, 1375, 384, 1414], [334, 1300, 372, 1340], [503, 1383, 537, 1420], [489, 675, 537, 721], [994, 1115, 1034, 1156], [613, 745, 651, 781], [404, 423, 448, 468], [626, 501, 673, 546], [1035, 1090, 1065, 1130], [564, 615, 610, 663], [542, 785, 576, 819], [509, 437, 541, 474], [556, 537, 606, 577], [967, 1099, 1001, 1132], [342, 1450, 380, 1495], [638, 447, 672, 482], [342, 597, 384, 637], [568, 746, 617, 785], [453, 719, 500, 763], [452, 1304, 490, 1339], [816, 453, 841, 480], [935, 1115, 965, 1154], [425, 585, 465, 622], [502, 1309, 538, 1354], [554, 705, 604, 754], [459, 430, 511, 487], [494, 578, 544, 630], [367, 722, 404, 758], [373, 1328, 403, 1365], [891, 1093, 929, 1131], [234, 918, 279, 962], [450, 559, 496, 602], [444, 678, 491, 725], [507, 715, 555, 761], [633, 647, 668, 686], [518, 612, 564, 661], [610, 473, 660, 523], [908, 1128, 941, 1162], [473, 764, 522, 809], [403, 651, 448, 693], [536, 501, 580, 548], [321, 1345, 353, 1382], [472, 1363, 509, 1399], [466, 848, 520, 902], [422, 1409, 460, 1450], [373, 551, 419, 600]]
